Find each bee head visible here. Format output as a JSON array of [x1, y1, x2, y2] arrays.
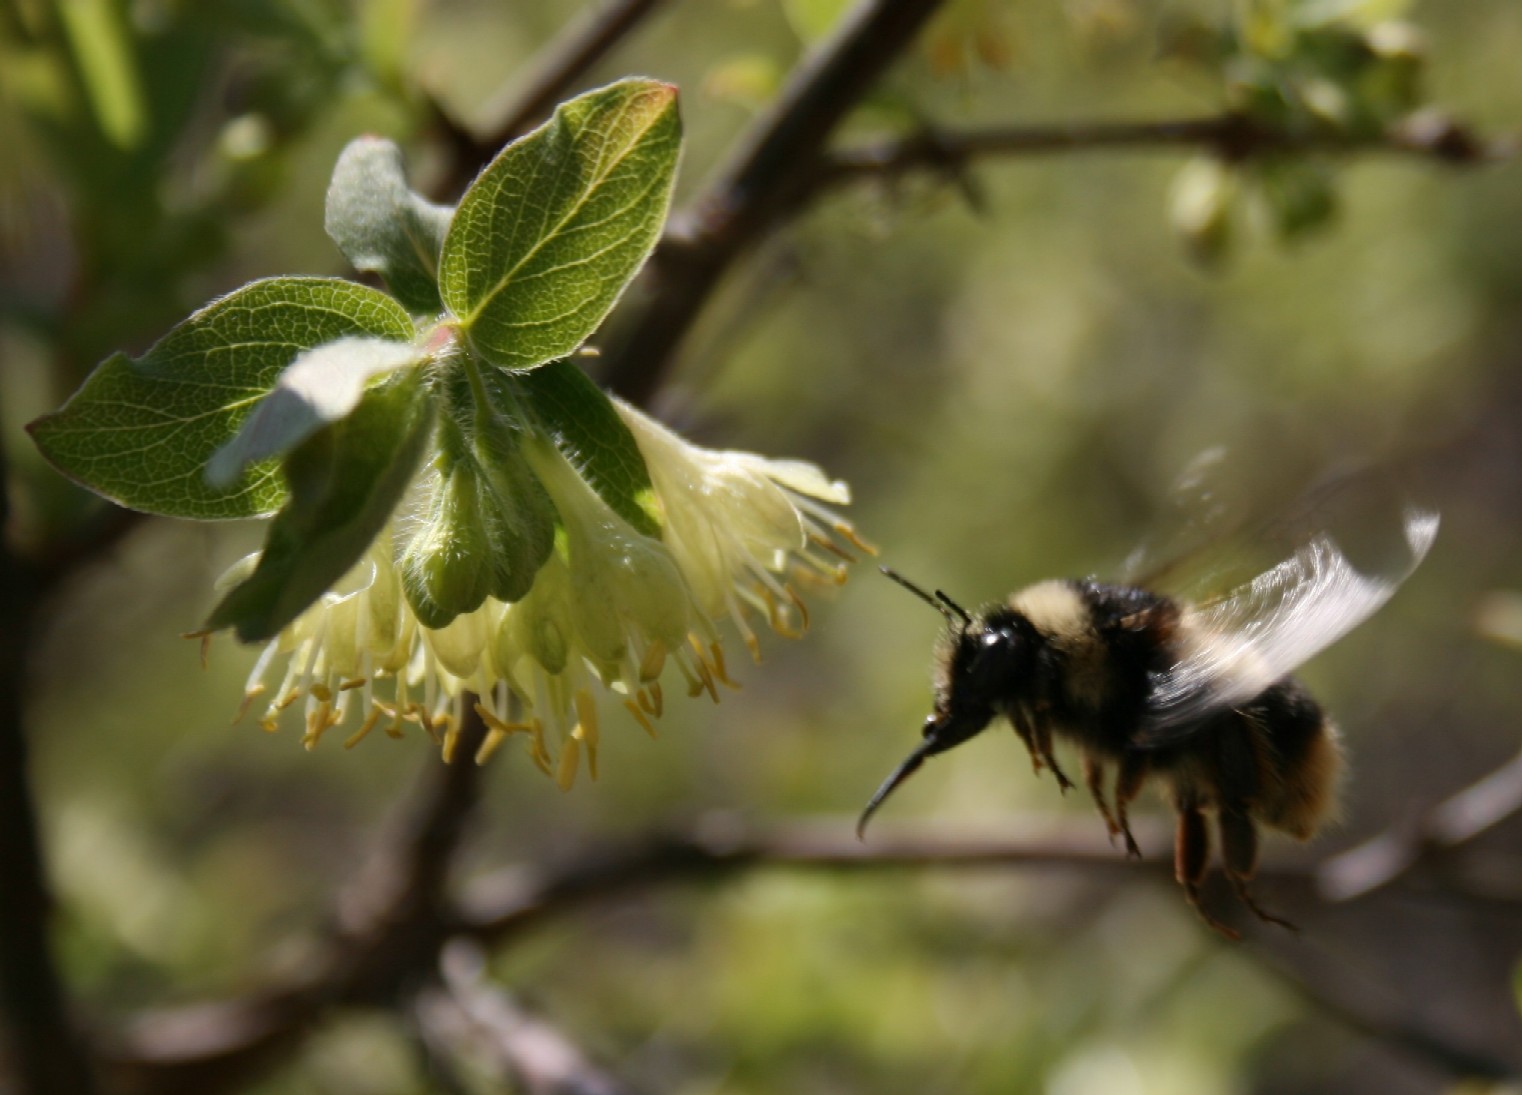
[[859, 569, 1034, 838]]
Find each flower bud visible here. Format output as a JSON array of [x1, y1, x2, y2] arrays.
[[401, 466, 495, 629]]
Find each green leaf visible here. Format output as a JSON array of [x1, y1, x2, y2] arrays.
[[206, 335, 424, 488], [512, 359, 660, 537], [325, 137, 454, 315], [207, 370, 435, 642], [29, 277, 414, 520], [440, 79, 681, 370]]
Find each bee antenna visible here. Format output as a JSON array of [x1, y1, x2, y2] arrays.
[[935, 590, 972, 624], [856, 740, 936, 840], [880, 566, 970, 625]]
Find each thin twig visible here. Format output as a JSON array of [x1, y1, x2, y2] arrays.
[[454, 815, 1177, 940], [1256, 945, 1518, 1082], [812, 109, 1510, 190], [602, 103, 1508, 406], [98, 817, 1177, 1084], [481, 0, 670, 145], [430, 0, 671, 199], [601, 0, 949, 405], [416, 940, 639, 1095], [1317, 746, 1522, 902], [101, 710, 490, 1095], [108, 814, 1517, 1085]]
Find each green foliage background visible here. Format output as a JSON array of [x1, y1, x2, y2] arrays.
[[3, 1, 1522, 1092]]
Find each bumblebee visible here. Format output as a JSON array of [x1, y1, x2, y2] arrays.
[[858, 507, 1439, 938]]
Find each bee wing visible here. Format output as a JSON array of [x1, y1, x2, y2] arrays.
[[1134, 505, 1440, 748]]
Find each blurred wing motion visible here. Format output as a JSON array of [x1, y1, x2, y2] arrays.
[[1135, 505, 1440, 748]]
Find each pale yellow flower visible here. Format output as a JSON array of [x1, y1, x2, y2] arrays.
[[231, 410, 870, 786]]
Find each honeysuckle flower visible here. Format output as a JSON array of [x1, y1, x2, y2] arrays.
[[29, 78, 875, 789], [612, 400, 872, 660], [232, 407, 871, 786]]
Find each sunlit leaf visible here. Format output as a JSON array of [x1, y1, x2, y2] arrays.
[[29, 278, 414, 519], [512, 359, 661, 537], [440, 79, 681, 370]]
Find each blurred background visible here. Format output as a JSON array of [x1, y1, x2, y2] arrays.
[[3, 0, 1522, 1092]]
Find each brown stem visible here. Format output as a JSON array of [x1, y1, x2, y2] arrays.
[[102, 710, 489, 1095], [430, 0, 672, 199], [1317, 745, 1522, 902], [601, 0, 949, 405], [0, 444, 100, 1094], [811, 110, 1508, 190], [108, 814, 1520, 1085], [416, 940, 639, 1095]]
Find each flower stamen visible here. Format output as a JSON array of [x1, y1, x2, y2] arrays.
[[344, 706, 385, 749], [624, 698, 657, 738]]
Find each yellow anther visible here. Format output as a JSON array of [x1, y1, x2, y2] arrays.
[[809, 532, 858, 563], [529, 720, 553, 774], [624, 698, 658, 738], [556, 734, 581, 791], [639, 639, 667, 682], [648, 680, 664, 717], [477, 727, 509, 764], [344, 707, 384, 749], [309, 682, 334, 703], [786, 585, 810, 631], [441, 720, 461, 764], [792, 561, 847, 590], [233, 685, 265, 726], [473, 703, 530, 738], [683, 637, 720, 701], [709, 642, 741, 690], [303, 701, 335, 750], [674, 654, 706, 697], [761, 586, 807, 640], [339, 677, 367, 692], [836, 522, 878, 555]]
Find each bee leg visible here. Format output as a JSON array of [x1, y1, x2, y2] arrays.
[[1175, 801, 1239, 941], [1082, 753, 1122, 842], [1009, 715, 1045, 778], [1032, 721, 1074, 793], [1113, 754, 1147, 859], [1217, 808, 1298, 933], [1215, 716, 1297, 932]]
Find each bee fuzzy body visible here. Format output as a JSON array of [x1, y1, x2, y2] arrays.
[[867, 567, 1370, 939], [980, 580, 1342, 933], [863, 503, 1434, 938], [1005, 579, 1342, 833]]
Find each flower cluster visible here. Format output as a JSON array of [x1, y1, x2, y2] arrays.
[[31, 79, 873, 788], [230, 398, 870, 787]]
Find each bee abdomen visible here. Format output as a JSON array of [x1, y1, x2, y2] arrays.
[[1244, 679, 1343, 839]]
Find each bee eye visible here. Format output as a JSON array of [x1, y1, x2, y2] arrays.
[[980, 631, 1003, 648], [921, 715, 938, 738]]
